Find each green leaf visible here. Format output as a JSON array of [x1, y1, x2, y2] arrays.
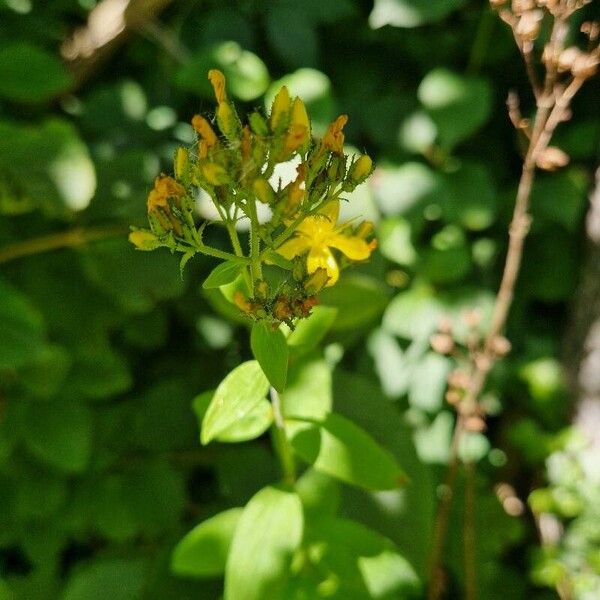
[[201, 361, 270, 445], [288, 413, 407, 490], [81, 239, 185, 313], [282, 356, 332, 420], [370, 0, 464, 28], [193, 390, 273, 443], [418, 69, 492, 149], [318, 275, 389, 331], [409, 352, 452, 412], [202, 260, 243, 289], [225, 486, 303, 600], [0, 119, 96, 215], [287, 306, 338, 354], [61, 559, 147, 600], [250, 322, 289, 392], [0, 277, 45, 369], [0, 43, 73, 103], [22, 400, 92, 474], [302, 516, 421, 598], [171, 508, 243, 577]]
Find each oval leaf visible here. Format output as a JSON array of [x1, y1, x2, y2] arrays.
[[194, 391, 273, 443], [0, 43, 73, 103], [171, 508, 243, 577], [288, 413, 408, 490], [202, 260, 243, 289], [286, 306, 338, 354], [250, 322, 289, 392], [201, 361, 269, 445], [225, 486, 303, 600]]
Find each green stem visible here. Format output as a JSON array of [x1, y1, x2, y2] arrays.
[[225, 220, 252, 290], [269, 387, 296, 486], [247, 198, 262, 285], [0, 225, 127, 264]]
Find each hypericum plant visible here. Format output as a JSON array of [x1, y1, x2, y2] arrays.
[[130, 69, 375, 327], [129, 72, 413, 598]]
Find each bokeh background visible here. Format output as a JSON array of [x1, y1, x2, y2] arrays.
[[1, 0, 599, 598]]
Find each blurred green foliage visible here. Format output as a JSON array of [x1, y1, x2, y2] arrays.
[[0, 0, 598, 598]]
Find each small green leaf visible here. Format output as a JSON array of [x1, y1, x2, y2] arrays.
[[0, 43, 73, 103], [287, 306, 338, 354], [22, 400, 92, 474], [318, 275, 389, 331], [171, 508, 243, 577], [194, 390, 273, 443], [288, 413, 408, 490], [225, 486, 303, 600], [251, 322, 289, 392], [417, 69, 492, 149], [370, 0, 465, 28], [202, 260, 243, 289], [179, 251, 196, 278], [201, 361, 270, 445]]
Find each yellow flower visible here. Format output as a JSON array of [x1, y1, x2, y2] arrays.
[[147, 176, 185, 213], [277, 200, 373, 286], [321, 114, 348, 155], [208, 69, 227, 104]]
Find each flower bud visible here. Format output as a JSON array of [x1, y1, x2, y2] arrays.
[[174, 147, 189, 179], [129, 229, 159, 250], [321, 114, 348, 155], [270, 86, 292, 132], [349, 155, 373, 184], [249, 112, 269, 136], [284, 124, 309, 154], [201, 162, 229, 186], [216, 101, 241, 141], [253, 178, 275, 204], [192, 115, 218, 148], [208, 69, 227, 104]]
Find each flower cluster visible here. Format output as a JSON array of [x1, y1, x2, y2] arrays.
[[130, 70, 375, 325]]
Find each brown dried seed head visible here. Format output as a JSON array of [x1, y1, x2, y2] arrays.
[[448, 369, 470, 390], [437, 317, 453, 334], [430, 333, 455, 355], [557, 47, 583, 72], [464, 416, 487, 432], [445, 389, 462, 405], [536, 146, 570, 171], [462, 308, 482, 329], [492, 335, 512, 357], [572, 53, 600, 79], [515, 10, 544, 41], [512, 0, 536, 14]]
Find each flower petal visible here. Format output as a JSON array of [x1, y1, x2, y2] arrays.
[[318, 200, 340, 225], [277, 235, 311, 259], [327, 234, 372, 261], [307, 246, 339, 286]]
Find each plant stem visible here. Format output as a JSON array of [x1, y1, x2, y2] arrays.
[[269, 387, 296, 486], [0, 225, 127, 264], [427, 13, 588, 594], [464, 461, 477, 600], [247, 199, 262, 286]]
